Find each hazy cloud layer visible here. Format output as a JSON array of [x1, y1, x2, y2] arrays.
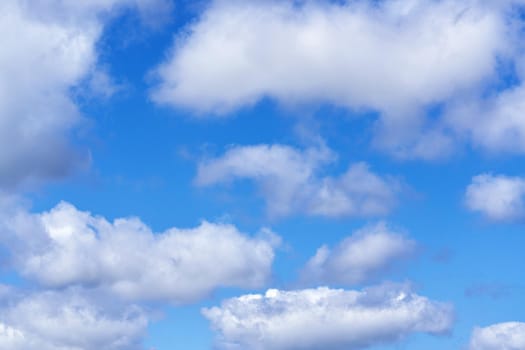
[[465, 174, 525, 221], [0, 198, 279, 303], [469, 322, 525, 350], [302, 223, 417, 285], [196, 144, 399, 218], [203, 283, 454, 350]]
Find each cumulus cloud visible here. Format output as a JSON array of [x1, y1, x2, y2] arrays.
[[469, 322, 525, 350], [151, 0, 525, 158], [0, 199, 280, 303], [446, 86, 525, 154], [203, 283, 454, 350], [195, 144, 399, 218], [153, 0, 505, 113], [0, 0, 168, 188], [0, 288, 148, 350], [465, 174, 525, 221], [302, 223, 416, 285]]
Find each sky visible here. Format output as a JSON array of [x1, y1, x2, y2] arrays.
[[1, 0, 525, 349]]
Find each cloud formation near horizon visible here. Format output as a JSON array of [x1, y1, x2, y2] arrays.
[[203, 283, 454, 350], [0, 287, 148, 350]]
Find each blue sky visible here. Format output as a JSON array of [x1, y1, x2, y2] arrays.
[[1, 0, 525, 349]]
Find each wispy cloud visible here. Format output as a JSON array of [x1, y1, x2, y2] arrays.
[[301, 223, 417, 286], [196, 144, 400, 218]]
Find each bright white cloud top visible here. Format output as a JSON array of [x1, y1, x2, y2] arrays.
[[196, 144, 398, 217], [469, 322, 525, 350], [203, 284, 454, 350], [302, 223, 417, 285], [465, 174, 525, 221], [0, 198, 279, 303], [153, 0, 504, 113]]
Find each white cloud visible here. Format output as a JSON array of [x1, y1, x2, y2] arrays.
[[446, 85, 525, 154], [302, 223, 416, 285], [0, 288, 148, 350], [0, 199, 280, 303], [0, 0, 168, 188], [203, 283, 454, 350], [195, 144, 399, 218], [469, 322, 525, 350], [153, 0, 505, 113], [465, 174, 525, 221], [151, 0, 523, 158]]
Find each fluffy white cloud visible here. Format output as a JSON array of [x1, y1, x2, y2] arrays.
[[151, 0, 525, 158], [0, 0, 168, 188], [195, 144, 398, 218], [465, 174, 525, 221], [302, 223, 416, 285], [469, 322, 525, 350], [446, 85, 525, 153], [0, 288, 147, 350], [203, 284, 454, 350], [153, 0, 505, 113], [0, 199, 280, 303]]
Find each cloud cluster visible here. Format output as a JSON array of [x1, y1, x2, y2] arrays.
[[152, 0, 525, 158], [203, 283, 454, 350], [2, 0, 521, 349], [0, 199, 279, 303], [465, 174, 525, 221], [196, 144, 398, 218], [469, 322, 525, 350], [302, 223, 417, 285], [0, 287, 147, 350]]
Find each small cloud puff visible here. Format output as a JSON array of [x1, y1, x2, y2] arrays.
[[469, 322, 525, 350], [465, 174, 525, 221], [302, 222, 417, 285]]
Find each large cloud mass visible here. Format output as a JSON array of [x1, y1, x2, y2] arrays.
[[203, 284, 454, 350], [152, 0, 525, 158], [153, 0, 505, 113], [0, 198, 279, 303]]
